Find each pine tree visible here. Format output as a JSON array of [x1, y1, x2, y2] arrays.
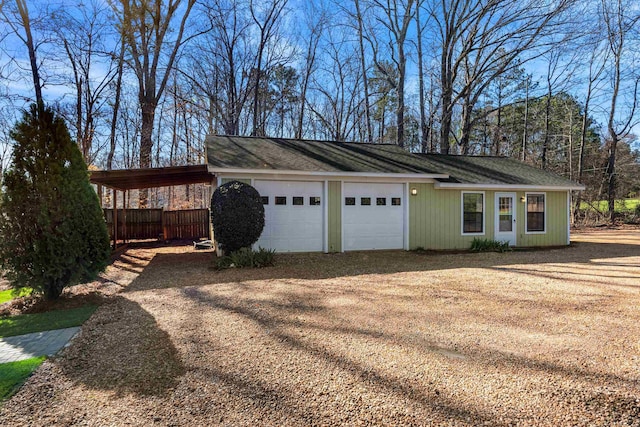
[[0, 104, 110, 300]]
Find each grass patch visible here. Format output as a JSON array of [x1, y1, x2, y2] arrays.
[[580, 199, 640, 213], [0, 356, 46, 400], [0, 305, 97, 338], [0, 288, 32, 305]]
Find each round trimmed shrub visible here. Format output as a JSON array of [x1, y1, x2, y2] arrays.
[[211, 181, 265, 253]]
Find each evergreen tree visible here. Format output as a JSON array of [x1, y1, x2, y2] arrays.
[[0, 104, 110, 300]]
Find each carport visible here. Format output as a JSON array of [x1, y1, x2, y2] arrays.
[[89, 165, 215, 248]]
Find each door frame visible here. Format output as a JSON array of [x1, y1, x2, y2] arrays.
[[494, 192, 517, 246]]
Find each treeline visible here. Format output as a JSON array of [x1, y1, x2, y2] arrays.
[[0, 0, 638, 219]]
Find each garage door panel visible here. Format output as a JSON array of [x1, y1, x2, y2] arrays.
[[343, 183, 404, 251], [253, 180, 323, 253]]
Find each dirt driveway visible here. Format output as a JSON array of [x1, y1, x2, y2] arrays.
[[2, 229, 640, 426]]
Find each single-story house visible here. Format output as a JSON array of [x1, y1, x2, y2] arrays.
[[206, 135, 585, 253]]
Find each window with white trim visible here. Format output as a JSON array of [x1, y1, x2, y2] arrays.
[[462, 192, 484, 234], [526, 193, 545, 232]]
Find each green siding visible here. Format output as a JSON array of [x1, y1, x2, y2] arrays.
[[409, 184, 568, 250], [220, 177, 251, 185], [328, 181, 342, 252], [516, 191, 568, 247]]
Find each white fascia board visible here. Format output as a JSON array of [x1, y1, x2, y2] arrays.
[[434, 182, 586, 191], [209, 167, 449, 181]]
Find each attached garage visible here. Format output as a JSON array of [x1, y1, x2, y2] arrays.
[[343, 182, 405, 251], [207, 136, 584, 253], [253, 180, 324, 252]]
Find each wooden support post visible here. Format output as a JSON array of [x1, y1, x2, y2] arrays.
[[209, 177, 219, 255], [97, 184, 103, 207], [162, 208, 167, 241], [123, 190, 128, 244], [112, 188, 118, 250]]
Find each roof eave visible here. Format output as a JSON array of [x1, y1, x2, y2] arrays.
[[434, 182, 586, 191], [208, 166, 449, 180]]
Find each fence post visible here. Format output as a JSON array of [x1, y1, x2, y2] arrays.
[[162, 208, 167, 241]]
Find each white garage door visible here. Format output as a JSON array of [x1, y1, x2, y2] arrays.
[[343, 183, 404, 251], [253, 180, 324, 252]]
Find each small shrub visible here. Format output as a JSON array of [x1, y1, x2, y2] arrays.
[[214, 247, 276, 270], [470, 238, 512, 253]]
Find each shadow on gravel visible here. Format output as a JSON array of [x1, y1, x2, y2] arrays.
[[123, 239, 640, 292], [175, 284, 640, 424], [58, 296, 184, 397], [180, 286, 509, 426]]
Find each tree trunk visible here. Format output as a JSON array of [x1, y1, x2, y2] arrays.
[[396, 59, 405, 148], [416, 2, 427, 153], [542, 90, 552, 170], [15, 0, 43, 110], [354, 0, 372, 143], [440, 84, 452, 154], [251, 51, 263, 136], [139, 100, 156, 207], [107, 38, 125, 170], [459, 99, 473, 154], [521, 75, 530, 162]]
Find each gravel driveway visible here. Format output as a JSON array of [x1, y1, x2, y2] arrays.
[[2, 228, 640, 426]]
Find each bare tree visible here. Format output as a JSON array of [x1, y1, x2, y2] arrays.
[[601, 0, 640, 222], [249, 0, 288, 136], [369, 0, 415, 148], [107, 36, 125, 170], [109, 0, 196, 206], [295, 3, 327, 140], [352, 0, 373, 143], [53, 0, 118, 165], [572, 29, 608, 220], [308, 31, 364, 142], [1, 0, 44, 108], [540, 46, 576, 169], [429, 0, 572, 154], [184, 0, 253, 136], [415, 0, 429, 152]]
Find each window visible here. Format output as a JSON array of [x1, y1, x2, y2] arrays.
[[275, 196, 287, 205], [309, 196, 321, 206], [462, 192, 484, 234], [526, 193, 545, 232], [376, 197, 386, 206], [293, 196, 304, 206], [345, 197, 356, 206], [361, 197, 371, 206], [261, 196, 269, 205], [391, 197, 401, 206]]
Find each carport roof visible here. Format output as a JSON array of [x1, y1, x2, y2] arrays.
[[90, 165, 212, 191], [206, 136, 584, 189]]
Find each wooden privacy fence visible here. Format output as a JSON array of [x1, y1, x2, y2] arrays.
[[163, 209, 210, 239], [104, 208, 210, 241]]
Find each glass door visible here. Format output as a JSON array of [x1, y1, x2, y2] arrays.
[[495, 193, 516, 246]]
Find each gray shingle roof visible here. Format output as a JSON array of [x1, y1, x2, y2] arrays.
[[206, 136, 583, 188], [416, 154, 580, 187], [206, 136, 443, 174]]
